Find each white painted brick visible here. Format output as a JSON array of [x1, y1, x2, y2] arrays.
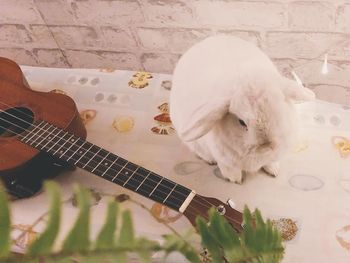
[[216, 30, 261, 47], [142, 0, 195, 26], [48, 25, 103, 49], [141, 52, 180, 73], [336, 4, 350, 32], [72, 0, 144, 25], [0, 0, 44, 24], [33, 48, 70, 67], [34, 0, 76, 25], [272, 58, 310, 78], [0, 48, 38, 66], [293, 60, 350, 87], [29, 25, 58, 48], [288, 1, 335, 31], [193, 1, 285, 29], [137, 27, 212, 53], [101, 27, 137, 49], [266, 32, 347, 59], [65, 50, 142, 70], [0, 24, 32, 46]]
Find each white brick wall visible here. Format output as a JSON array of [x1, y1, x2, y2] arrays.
[[0, 0, 350, 104]]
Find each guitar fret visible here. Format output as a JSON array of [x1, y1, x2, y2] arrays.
[[21, 120, 194, 212], [82, 148, 101, 168], [60, 136, 79, 158], [91, 152, 109, 173], [40, 127, 59, 149], [46, 129, 67, 152], [32, 124, 54, 148], [122, 167, 138, 186], [66, 139, 85, 161], [53, 134, 74, 155], [149, 177, 163, 197], [163, 183, 177, 204], [135, 171, 150, 191], [112, 161, 129, 182], [100, 156, 118, 177], [22, 121, 45, 144]]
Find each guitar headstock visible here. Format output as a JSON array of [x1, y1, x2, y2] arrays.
[[183, 194, 244, 233]]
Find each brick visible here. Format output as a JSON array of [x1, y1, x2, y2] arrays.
[[141, 53, 180, 73], [0, 24, 32, 46], [288, 1, 335, 31], [100, 27, 137, 49], [216, 30, 261, 47], [142, 0, 195, 26], [48, 25, 103, 49], [0, 0, 44, 24], [72, 0, 144, 25], [29, 25, 58, 48], [0, 48, 38, 66], [336, 4, 350, 32], [266, 32, 347, 59], [34, 0, 76, 25], [65, 50, 142, 70], [33, 48, 70, 67], [272, 58, 310, 78], [193, 1, 285, 29], [137, 27, 212, 53], [293, 60, 350, 88]]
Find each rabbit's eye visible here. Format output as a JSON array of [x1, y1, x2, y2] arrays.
[[238, 119, 247, 128]]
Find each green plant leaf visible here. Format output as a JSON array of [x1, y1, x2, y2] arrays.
[[0, 184, 10, 258], [62, 185, 90, 253], [117, 210, 135, 247], [95, 201, 118, 249], [28, 181, 61, 256], [196, 216, 222, 263], [114, 210, 135, 262], [208, 208, 242, 261]]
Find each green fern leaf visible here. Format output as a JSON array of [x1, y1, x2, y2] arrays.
[[208, 208, 242, 261], [196, 216, 222, 263], [117, 210, 135, 247], [95, 201, 118, 249], [62, 185, 90, 252], [27, 181, 61, 256], [0, 184, 10, 258]]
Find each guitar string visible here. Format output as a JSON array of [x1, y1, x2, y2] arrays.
[[0, 119, 214, 224], [0, 106, 242, 226], [0, 104, 242, 227]]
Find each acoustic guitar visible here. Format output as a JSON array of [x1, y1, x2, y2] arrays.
[[0, 57, 243, 232]]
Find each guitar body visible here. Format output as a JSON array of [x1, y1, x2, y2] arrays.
[[0, 57, 86, 198]]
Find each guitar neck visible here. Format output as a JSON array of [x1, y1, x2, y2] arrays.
[[20, 120, 195, 213]]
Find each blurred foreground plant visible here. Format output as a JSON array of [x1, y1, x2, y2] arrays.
[[0, 182, 284, 262]]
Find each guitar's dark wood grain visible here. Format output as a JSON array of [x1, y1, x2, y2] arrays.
[[0, 59, 86, 172], [0, 57, 86, 198]]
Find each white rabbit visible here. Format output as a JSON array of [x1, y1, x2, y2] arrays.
[[170, 35, 315, 183]]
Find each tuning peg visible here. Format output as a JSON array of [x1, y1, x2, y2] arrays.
[[227, 198, 236, 209]]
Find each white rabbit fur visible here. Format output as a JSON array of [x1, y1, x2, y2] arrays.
[[169, 35, 315, 183]]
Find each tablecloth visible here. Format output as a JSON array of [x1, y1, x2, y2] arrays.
[[8, 65, 350, 262]]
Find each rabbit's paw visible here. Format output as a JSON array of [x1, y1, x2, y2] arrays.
[[218, 164, 243, 184], [262, 162, 279, 177]]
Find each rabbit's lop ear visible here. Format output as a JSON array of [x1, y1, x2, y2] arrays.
[[282, 77, 315, 102], [179, 98, 230, 142]]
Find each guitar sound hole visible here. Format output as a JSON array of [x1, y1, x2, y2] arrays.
[[0, 107, 34, 137]]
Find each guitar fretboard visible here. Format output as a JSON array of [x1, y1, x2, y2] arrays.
[[20, 120, 192, 211]]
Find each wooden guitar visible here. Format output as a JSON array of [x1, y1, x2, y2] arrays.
[[0, 57, 243, 232]]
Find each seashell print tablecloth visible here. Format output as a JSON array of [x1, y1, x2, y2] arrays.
[[9, 65, 350, 262]]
